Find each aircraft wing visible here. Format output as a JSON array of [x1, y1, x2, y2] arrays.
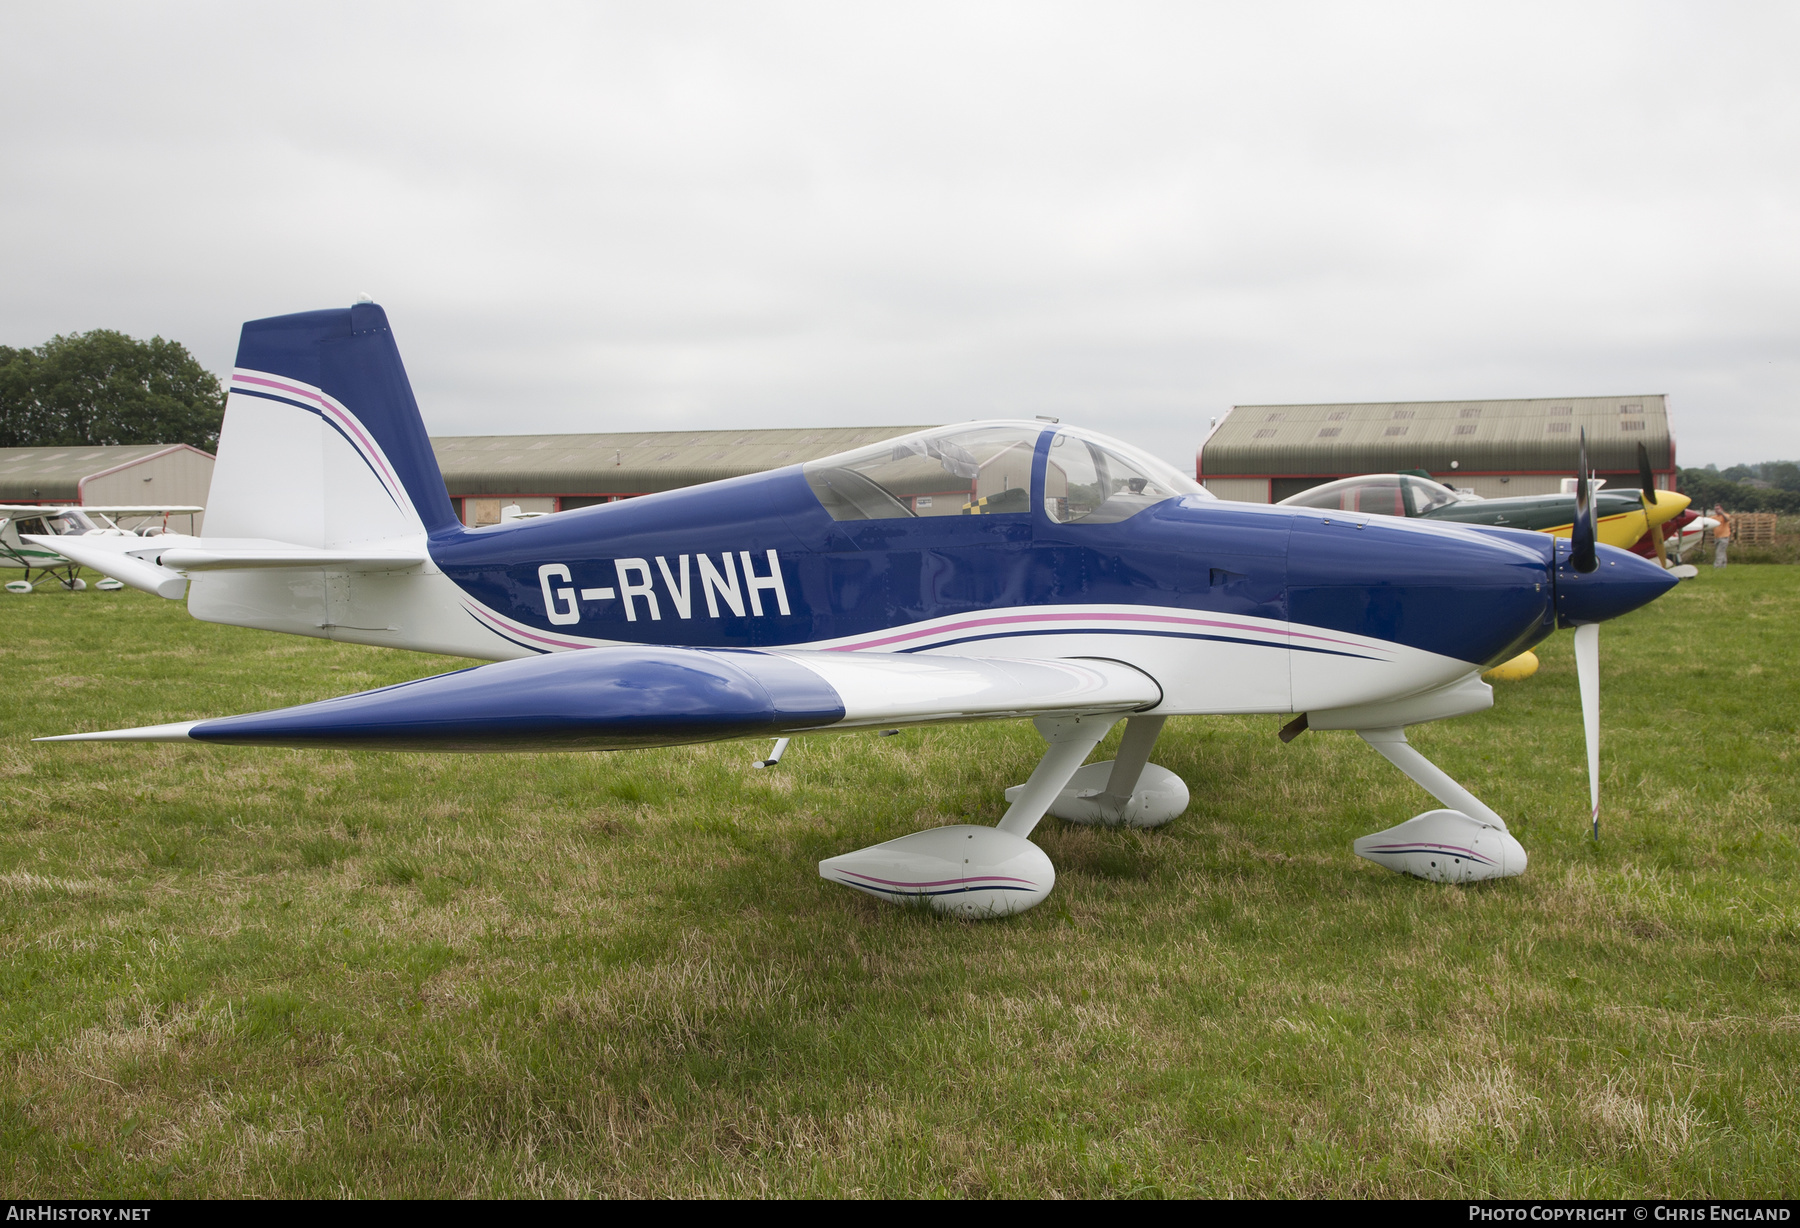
[[38, 646, 1161, 751], [0, 504, 204, 517], [74, 505, 206, 515]]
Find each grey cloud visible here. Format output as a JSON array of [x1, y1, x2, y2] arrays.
[[3, 1, 1797, 469]]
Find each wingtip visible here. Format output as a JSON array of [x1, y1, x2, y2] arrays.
[[34, 721, 201, 743]]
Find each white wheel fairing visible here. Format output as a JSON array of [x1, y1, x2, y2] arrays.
[[1007, 760, 1190, 827], [1353, 810, 1526, 883], [819, 825, 1055, 917]]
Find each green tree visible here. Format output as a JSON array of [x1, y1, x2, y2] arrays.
[[1762, 461, 1800, 492], [0, 330, 225, 451], [1678, 467, 1800, 515]]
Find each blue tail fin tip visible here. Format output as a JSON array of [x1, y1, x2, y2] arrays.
[[233, 303, 460, 535]]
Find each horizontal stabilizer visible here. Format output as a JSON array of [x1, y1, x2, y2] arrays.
[[38, 647, 1160, 753], [22, 533, 189, 599], [157, 539, 428, 571]]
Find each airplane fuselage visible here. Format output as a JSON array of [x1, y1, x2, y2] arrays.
[[192, 427, 1577, 718], [1422, 489, 1666, 546]]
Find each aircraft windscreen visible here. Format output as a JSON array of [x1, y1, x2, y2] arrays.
[[1046, 430, 1206, 524], [43, 511, 96, 535], [1279, 475, 1407, 516], [1282, 475, 1470, 517], [805, 426, 1042, 520], [1403, 476, 1463, 515]]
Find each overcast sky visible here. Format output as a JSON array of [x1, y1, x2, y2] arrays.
[[4, 2, 1797, 469]]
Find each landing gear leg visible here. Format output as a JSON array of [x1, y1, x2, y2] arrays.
[[996, 714, 1123, 837], [1358, 727, 1508, 830], [1353, 727, 1526, 882], [818, 713, 1121, 917], [1098, 714, 1165, 810], [1002, 713, 1189, 827]]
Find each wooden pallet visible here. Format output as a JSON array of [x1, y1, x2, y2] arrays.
[[1731, 512, 1779, 546]]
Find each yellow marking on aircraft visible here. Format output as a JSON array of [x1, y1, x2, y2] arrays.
[[1482, 650, 1540, 681], [1543, 490, 1690, 549]]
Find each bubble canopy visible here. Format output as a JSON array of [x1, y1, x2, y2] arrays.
[[803, 422, 1206, 523], [1278, 473, 1468, 518]]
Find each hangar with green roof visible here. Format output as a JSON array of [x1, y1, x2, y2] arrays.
[[433, 425, 930, 525], [1, 428, 933, 531], [1197, 395, 1675, 504]]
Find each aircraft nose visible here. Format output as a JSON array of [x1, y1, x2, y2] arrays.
[[1283, 513, 1558, 668], [1554, 541, 1677, 627], [1647, 489, 1691, 526]]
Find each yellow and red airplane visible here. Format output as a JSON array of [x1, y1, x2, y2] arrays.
[[1278, 443, 1691, 681]]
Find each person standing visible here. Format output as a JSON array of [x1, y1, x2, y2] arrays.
[[1712, 504, 1731, 568]]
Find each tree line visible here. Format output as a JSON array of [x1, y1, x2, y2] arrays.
[[1677, 463, 1800, 515], [0, 330, 225, 452]]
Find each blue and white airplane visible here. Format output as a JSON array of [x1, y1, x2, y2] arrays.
[[38, 303, 1676, 915]]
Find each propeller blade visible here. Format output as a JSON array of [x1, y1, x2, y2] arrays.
[[1636, 441, 1671, 568], [1574, 622, 1601, 840], [1635, 440, 1656, 496], [1572, 427, 1598, 574]]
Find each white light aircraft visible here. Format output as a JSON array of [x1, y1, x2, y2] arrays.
[[2, 504, 203, 594]]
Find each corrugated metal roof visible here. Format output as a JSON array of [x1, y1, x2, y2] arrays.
[[1200, 395, 1672, 478], [0, 445, 186, 501], [431, 425, 934, 496]]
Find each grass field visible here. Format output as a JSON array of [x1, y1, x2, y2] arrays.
[[0, 567, 1795, 1197]]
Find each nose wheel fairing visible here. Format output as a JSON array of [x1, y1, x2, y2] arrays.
[[1353, 809, 1526, 883]]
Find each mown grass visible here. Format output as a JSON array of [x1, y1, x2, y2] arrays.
[[0, 569, 1794, 1197]]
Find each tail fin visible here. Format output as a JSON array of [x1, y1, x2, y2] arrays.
[[206, 303, 460, 544]]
